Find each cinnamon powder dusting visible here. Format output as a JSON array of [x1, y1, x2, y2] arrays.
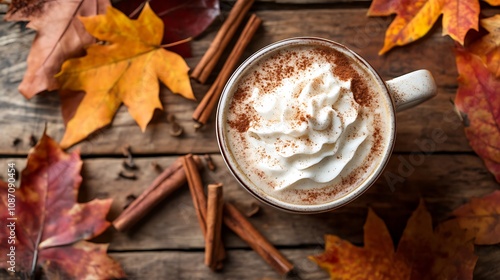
[[228, 87, 255, 133], [370, 125, 383, 158], [313, 47, 374, 107], [228, 113, 251, 133]]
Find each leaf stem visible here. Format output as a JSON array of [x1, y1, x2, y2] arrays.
[[31, 154, 51, 279], [31, 202, 45, 278], [129, 0, 151, 18], [160, 37, 192, 48]]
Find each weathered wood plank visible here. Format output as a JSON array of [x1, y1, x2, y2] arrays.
[[109, 249, 328, 280], [0, 9, 470, 155], [1, 153, 497, 250], [110, 246, 500, 280]]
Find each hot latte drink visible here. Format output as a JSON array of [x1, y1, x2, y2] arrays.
[[219, 39, 394, 208]]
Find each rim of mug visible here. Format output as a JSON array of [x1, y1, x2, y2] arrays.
[[216, 37, 397, 214]]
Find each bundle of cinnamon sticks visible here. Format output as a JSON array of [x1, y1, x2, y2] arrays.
[[182, 154, 293, 274], [190, 0, 255, 84], [182, 155, 226, 270], [112, 154, 294, 275], [192, 0, 262, 126]]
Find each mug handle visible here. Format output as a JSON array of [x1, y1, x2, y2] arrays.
[[385, 69, 438, 112]]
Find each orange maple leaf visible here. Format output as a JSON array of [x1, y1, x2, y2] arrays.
[[310, 209, 409, 279], [469, 15, 500, 77], [368, 0, 484, 54], [0, 133, 124, 279], [5, 0, 110, 99], [310, 200, 477, 279], [453, 190, 500, 245], [56, 3, 195, 148], [454, 49, 500, 182]]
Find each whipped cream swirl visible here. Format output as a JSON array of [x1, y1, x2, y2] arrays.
[[246, 62, 369, 190]]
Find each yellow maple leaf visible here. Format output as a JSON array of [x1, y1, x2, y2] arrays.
[[368, 0, 481, 54], [484, 0, 500, 4], [469, 15, 500, 77], [56, 3, 194, 148]]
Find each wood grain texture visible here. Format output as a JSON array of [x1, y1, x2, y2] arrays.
[[110, 249, 327, 280], [0, 9, 469, 156], [1, 246, 497, 279], [109, 246, 500, 280]]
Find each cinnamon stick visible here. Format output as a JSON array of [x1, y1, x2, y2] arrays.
[[205, 184, 224, 270], [223, 202, 294, 275], [182, 154, 208, 232], [192, 14, 262, 126], [112, 156, 201, 231], [182, 155, 226, 269], [191, 0, 255, 83]]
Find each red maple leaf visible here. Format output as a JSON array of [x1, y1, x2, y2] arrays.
[[0, 133, 124, 279]]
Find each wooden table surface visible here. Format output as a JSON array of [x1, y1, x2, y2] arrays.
[[1, 1, 499, 279]]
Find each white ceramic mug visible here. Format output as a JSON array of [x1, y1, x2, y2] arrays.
[[216, 37, 437, 213]]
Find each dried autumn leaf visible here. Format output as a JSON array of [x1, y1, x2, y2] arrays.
[[5, 0, 110, 99], [396, 205, 476, 279], [367, 0, 482, 54], [470, 15, 500, 77], [310, 209, 409, 279], [453, 190, 500, 245], [454, 49, 500, 182], [56, 3, 195, 148], [310, 200, 477, 279], [114, 0, 220, 57], [0, 133, 124, 279]]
